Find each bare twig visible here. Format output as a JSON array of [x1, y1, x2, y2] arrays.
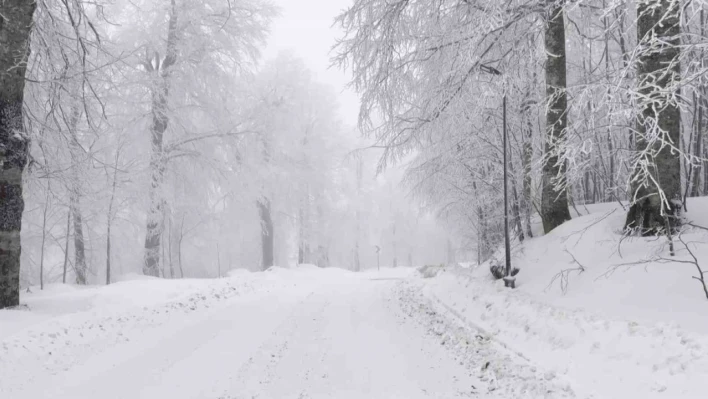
[[545, 249, 586, 295], [673, 234, 707, 300], [562, 209, 616, 246]]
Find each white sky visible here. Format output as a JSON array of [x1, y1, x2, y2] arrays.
[[263, 0, 360, 127]]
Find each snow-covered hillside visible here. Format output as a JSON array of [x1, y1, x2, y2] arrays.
[[491, 197, 708, 332], [419, 197, 708, 398]]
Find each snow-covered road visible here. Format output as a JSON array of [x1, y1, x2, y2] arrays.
[[2, 271, 491, 399]]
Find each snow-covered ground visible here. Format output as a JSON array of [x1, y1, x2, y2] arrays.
[[1, 267, 498, 399], [3, 197, 708, 399], [419, 198, 708, 399], [507, 197, 708, 335]]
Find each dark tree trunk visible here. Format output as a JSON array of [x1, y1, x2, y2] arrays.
[[507, 151, 525, 242], [520, 77, 534, 239], [691, 97, 703, 197], [607, 131, 616, 201], [541, 0, 572, 233], [258, 199, 274, 270], [0, 0, 36, 308], [625, 0, 682, 235], [40, 191, 49, 290], [511, 178, 524, 242], [71, 191, 87, 284], [144, 0, 179, 277]]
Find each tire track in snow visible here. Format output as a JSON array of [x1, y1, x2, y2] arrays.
[[220, 291, 333, 399], [394, 280, 585, 399]]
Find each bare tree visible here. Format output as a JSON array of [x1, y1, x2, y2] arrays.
[[541, 0, 572, 233], [0, 0, 38, 308], [142, 0, 180, 277]]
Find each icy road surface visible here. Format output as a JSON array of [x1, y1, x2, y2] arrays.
[[0, 268, 575, 399]]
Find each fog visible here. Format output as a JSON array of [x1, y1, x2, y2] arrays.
[[15, 0, 455, 285]]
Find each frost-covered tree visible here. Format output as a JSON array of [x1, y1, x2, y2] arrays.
[[121, 0, 278, 276], [624, 0, 683, 234], [542, 0, 572, 233], [335, 0, 708, 257]]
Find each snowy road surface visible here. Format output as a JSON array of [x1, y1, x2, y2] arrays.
[[1, 270, 511, 399]]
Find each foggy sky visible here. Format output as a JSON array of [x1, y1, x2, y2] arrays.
[[263, 0, 360, 128]]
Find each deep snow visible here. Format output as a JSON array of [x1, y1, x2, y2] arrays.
[[3, 195, 708, 399], [505, 198, 708, 334], [420, 197, 708, 398], [2, 267, 491, 399]]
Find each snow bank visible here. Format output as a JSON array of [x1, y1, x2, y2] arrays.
[[416, 197, 708, 398], [506, 198, 708, 332], [225, 268, 251, 277], [0, 277, 235, 342], [423, 269, 708, 398]]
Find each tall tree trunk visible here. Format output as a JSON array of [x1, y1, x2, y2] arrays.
[[541, 0, 572, 233], [298, 199, 311, 264], [216, 242, 221, 278], [168, 212, 174, 279], [446, 238, 455, 266], [71, 190, 87, 284], [521, 78, 534, 239], [68, 107, 87, 285], [106, 216, 112, 285], [106, 152, 119, 285], [144, 0, 179, 277], [507, 149, 525, 241], [693, 10, 706, 198], [392, 222, 397, 268], [63, 211, 70, 283], [691, 92, 703, 197], [478, 205, 489, 261], [258, 199, 274, 270], [0, 0, 36, 308], [40, 190, 49, 290], [315, 204, 329, 268], [177, 215, 185, 278], [354, 156, 363, 271], [298, 208, 305, 264], [511, 178, 524, 241], [607, 131, 616, 201], [298, 126, 311, 265], [603, 0, 617, 203], [625, 0, 682, 234]]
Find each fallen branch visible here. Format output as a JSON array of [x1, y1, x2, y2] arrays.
[[562, 209, 616, 247], [545, 249, 586, 295], [687, 222, 708, 233], [600, 232, 708, 301], [664, 234, 708, 301]]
